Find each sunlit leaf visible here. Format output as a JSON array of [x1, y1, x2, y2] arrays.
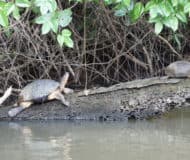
[[157, 3, 171, 17], [35, 13, 51, 24], [57, 34, 64, 47], [50, 18, 58, 33], [13, 6, 20, 20], [42, 22, 51, 34], [130, 2, 144, 22], [184, 2, 190, 13], [123, 0, 130, 7], [149, 7, 158, 19], [35, 12, 58, 34], [176, 12, 187, 23], [15, 0, 31, 8], [57, 29, 73, 48], [144, 1, 156, 12], [163, 16, 178, 31], [64, 36, 73, 48], [0, 1, 6, 10], [62, 29, 72, 37], [4, 2, 15, 16], [171, 0, 178, 6], [155, 22, 163, 34], [0, 11, 8, 27], [58, 9, 72, 27], [34, 0, 57, 15]]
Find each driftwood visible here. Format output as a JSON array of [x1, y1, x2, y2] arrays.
[[0, 76, 190, 121]]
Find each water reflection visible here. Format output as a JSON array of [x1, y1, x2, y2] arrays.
[[0, 108, 190, 160]]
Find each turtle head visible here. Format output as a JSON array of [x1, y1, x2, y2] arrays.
[[8, 107, 24, 117], [165, 66, 175, 77]]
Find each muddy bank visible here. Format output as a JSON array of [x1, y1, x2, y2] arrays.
[[1, 77, 190, 121]]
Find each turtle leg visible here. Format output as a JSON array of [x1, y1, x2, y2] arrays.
[[8, 101, 33, 117], [63, 87, 73, 94], [48, 90, 70, 106]]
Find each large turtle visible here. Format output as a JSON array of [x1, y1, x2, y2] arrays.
[[8, 72, 73, 117], [165, 60, 190, 78]]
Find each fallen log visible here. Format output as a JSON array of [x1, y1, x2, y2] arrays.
[[0, 76, 190, 121]]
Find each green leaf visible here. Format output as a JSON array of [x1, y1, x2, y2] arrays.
[[130, 2, 144, 22], [184, 2, 190, 13], [58, 9, 72, 27], [176, 12, 187, 23], [13, 6, 20, 20], [62, 29, 71, 37], [155, 22, 163, 34], [64, 36, 73, 48], [163, 16, 178, 31], [123, 0, 130, 7], [35, 13, 51, 24], [34, 0, 57, 15], [50, 18, 58, 33], [145, 1, 156, 12], [115, 0, 122, 3], [0, 11, 8, 27], [179, 0, 188, 5], [57, 29, 73, 48], [15, 0, 31, 8], [157, 2, 171, 17], [57, 34, 64, 47], [149, 7, 158, 19], [171, 0, 178, 6], [4, 2, 15, 16], [0, 1, 6, 10], [35, 12, 58, 34], [42, 23, 51, 34]]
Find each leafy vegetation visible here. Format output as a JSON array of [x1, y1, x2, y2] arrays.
[[0, 0, 73, 47], [112, 0, 190, 34], [1, 0, 190, 47]]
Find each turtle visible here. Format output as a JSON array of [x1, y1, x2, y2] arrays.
[[165, 60, 190, 78], [8, 72, 73, 117]]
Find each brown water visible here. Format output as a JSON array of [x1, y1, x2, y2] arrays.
[[0, 108, 190, 160]]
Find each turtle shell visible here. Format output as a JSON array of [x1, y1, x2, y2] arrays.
[[165, 61, 190, 77], [19, 79, 60, 102]]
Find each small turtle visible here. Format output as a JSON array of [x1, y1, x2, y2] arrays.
[[165, 61, 190, 78], [8, 72, 73, 117]]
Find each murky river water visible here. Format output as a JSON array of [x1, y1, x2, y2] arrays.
[[1, 108, 190, 160]]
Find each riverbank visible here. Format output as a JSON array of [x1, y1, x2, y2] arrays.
[[1, 77, 190, 121]]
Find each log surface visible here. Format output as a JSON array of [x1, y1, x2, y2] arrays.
[[1, 76, 190, 121]]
